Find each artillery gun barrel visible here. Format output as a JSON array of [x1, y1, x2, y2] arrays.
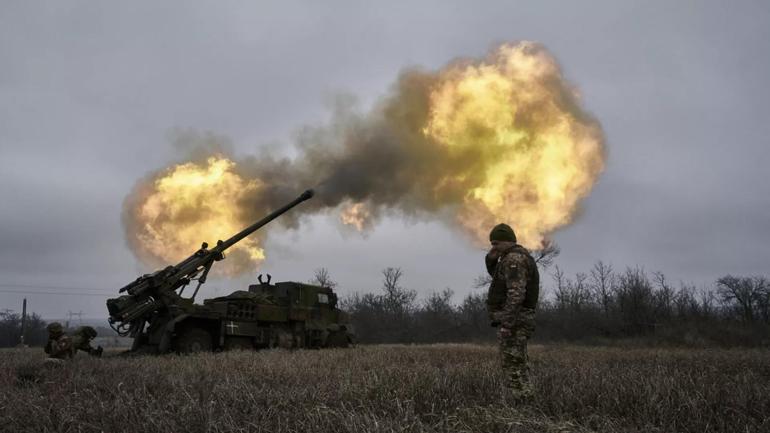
[[108, 189, 315, 332], [116, 189, 314, 295], [215, 189, 314, 253]]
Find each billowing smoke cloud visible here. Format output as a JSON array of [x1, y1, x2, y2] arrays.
[[123, 42, 606, 273]]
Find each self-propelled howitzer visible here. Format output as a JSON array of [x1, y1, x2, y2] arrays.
[[106, 189, 355, 354]]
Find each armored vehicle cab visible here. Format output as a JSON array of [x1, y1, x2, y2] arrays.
[[196, 277, 354, 352]]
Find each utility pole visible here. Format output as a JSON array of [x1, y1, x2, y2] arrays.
[[66, 310, 83, 329], [19, 298, 27, 347]]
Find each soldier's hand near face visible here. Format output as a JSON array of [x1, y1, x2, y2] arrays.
[[485, 250, 500, 277], [488, 240, 516, 261], [487, 240, 505, 259]]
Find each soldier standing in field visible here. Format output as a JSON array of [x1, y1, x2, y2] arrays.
[[485, 223, 540, 400], [44, 322, 73, 360]]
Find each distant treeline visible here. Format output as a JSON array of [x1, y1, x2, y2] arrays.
[[0, 310, 47, 347], [4, 261, 767, 349], [0, 311, 122, 348], [328, 263, 770, 347]]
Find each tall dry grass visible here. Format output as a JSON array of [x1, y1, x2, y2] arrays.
[[1, 344, 768, 433]]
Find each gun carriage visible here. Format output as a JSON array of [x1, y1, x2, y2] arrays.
[[107, 189, 354, 353]]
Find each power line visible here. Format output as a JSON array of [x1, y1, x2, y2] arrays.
[[0, 283, 112, 292], [67, 310, 83, 326], [0, 283, 114, 296], [0, 289, 111, 297]]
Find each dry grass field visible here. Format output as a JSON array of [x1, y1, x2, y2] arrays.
[[1, 344, 768, 433]]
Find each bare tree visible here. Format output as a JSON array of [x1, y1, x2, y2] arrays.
[[590, 261, 615, 317], [0, 310, 48, 348], [716, 275, 765, 323], [552, 265, 568, 310], [551, 267, 592, 314], [311, 267, 337, 289], [458, 292, 487, 332], [381, 267, 416, 315], [699, 287, 717, 318], [652, 271, 674, 320], [754, 277, 770, 323], [382, 267, 403, 293], [423, 288, 455, 316], [571, 272, 592, 311], [473, 274, 492, 289], [616, 267, 656, 334], [672, 283, 698, 318], [532, 240, 561, 270]]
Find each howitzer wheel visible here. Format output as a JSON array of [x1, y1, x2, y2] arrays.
[[224, 336, 253, 351], [269, 329, 295, 349], [325, 330, 350, 348], [174, 327, 213, 354]]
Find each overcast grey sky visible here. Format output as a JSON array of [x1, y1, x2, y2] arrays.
[[1, 1, 769, 319]]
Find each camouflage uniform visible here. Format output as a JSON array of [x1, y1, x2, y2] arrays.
[[487, 244, 539, 397], [44, 322, 73, 360], [71, 326, 103, 357]]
